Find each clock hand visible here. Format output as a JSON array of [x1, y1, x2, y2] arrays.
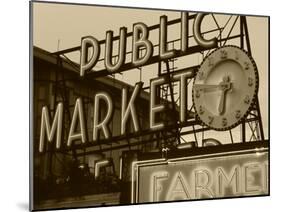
[[193, 84, 221, 91], [194, 82, 231, 92], [218, 89, 226, 115], [218, 79, 231, 115]]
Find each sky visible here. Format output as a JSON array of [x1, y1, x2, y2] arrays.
[[32, 1, 269, 144]]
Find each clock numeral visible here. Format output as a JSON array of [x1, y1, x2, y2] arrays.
[[199, 105, 204, 115], [235, 110, 241, 119], [208, 116, 214, 125], [244, 95, 250, 104], [244, 62, 250, 70], [248, 77, 253, 87], [220, 50, 228, 59], [208, 57, 214, 67], [195, 90, 200, 98], [222, 117, 227, 127]]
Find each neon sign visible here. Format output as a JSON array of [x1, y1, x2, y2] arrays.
[[38, 13, 217, 152], [38, 69, 194, 152], [131, 148, 268, 203], [79, 13, 217, 76]]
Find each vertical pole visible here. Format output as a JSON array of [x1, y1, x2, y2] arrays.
[[255, 97, 265, 141], [240, 16, 244, 49], [165, 61, 181, 144], [242, 16, 252, 56], [241, 120, 246, 143], [157, 61, 162, 150], [48, 56, 60, 177], [229, 130, 234, 144], [240, 16, 246, 143], [157, 62, 162, 98]]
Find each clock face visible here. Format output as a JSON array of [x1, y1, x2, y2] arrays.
[[192, 46, 259, 131]]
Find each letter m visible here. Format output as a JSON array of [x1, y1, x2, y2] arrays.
[[39, 103, 63, 152], [217, 166, 240, 196]]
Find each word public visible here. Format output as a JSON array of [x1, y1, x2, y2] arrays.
[[79, 13, 217, 76], [39, 13, 217, 152]]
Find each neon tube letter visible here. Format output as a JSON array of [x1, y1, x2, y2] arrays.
[[39, 103, 63, 152], [80, 36, 100, 77]]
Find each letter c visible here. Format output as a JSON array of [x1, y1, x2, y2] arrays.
[[193, 13, 217, 48]]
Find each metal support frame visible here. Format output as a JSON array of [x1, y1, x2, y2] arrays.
[[240, 16, 265, 143]]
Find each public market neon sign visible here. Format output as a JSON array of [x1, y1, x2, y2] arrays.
[[39, 13, 217, 152]]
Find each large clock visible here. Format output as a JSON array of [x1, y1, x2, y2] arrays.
[[192, 46, 259, 131]]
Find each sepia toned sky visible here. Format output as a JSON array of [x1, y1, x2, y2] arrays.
[[32, 2, 268, 142]]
